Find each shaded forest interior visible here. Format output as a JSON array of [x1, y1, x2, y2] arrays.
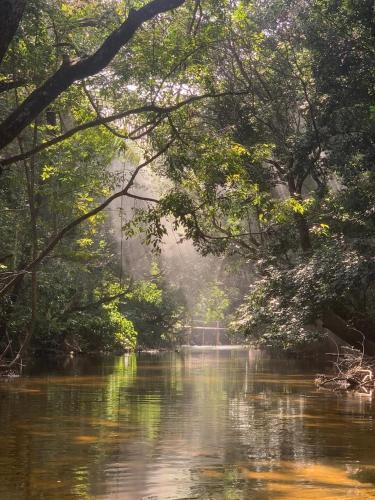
[[0, 0, 374, 370]]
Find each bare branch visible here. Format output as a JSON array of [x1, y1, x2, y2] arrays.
[[82, 82, 128, 139], [125, 192, 159, 203]]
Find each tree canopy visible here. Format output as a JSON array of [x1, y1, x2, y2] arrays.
[[0, 0, 374, 367]]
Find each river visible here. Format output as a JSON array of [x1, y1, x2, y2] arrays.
[[0, 348, 375, 499]]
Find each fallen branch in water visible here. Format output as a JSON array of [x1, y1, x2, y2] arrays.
[[315, 346, 375, 393]]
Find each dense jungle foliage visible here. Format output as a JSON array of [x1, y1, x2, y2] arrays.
[[0, 0, 374, 367]]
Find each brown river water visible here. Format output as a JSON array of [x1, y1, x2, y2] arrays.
[[1, 347, 375, 499]]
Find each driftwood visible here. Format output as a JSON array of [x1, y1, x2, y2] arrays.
[[315, 346, 375, 393]]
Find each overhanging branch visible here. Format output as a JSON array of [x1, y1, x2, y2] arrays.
[[0, 139, 173, 298], [1, 91, 246, 168], [0, 0, 185, 150]]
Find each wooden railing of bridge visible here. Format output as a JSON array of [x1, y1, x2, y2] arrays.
[[182, 320, 228, 346]]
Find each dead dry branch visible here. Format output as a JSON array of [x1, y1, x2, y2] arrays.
[[315, 346, 375, 393]]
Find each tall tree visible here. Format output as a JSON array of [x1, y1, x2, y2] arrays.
[[127, 0, 375, 351]]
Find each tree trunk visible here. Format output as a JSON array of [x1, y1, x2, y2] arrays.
[[0, 141, 171, 300], [0, 0, 26, 64], [294, 211, 312, 254], [0, 0, 185, 150]]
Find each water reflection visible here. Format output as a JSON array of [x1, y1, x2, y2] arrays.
[[0, 349, 374, 499]]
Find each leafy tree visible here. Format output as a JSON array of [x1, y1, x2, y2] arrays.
[[129, 0, 375, 351], [1, 0, 374, 365], [0, 0, 196, 367], [195, 282, 229, 324]]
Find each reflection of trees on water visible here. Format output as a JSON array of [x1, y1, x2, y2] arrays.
[[0, 355, 139, 499], [104, 350, 375, 498], [0, 351, 375, 499], [225, 357, 375, 468], [227, 393, 310, 461]]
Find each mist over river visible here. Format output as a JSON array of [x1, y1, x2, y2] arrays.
[[1, 348, 375, 499]]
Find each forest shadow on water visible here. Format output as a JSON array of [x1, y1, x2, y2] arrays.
[[1, 349, 375, 499]]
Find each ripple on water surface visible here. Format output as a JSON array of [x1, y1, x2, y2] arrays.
[[0, 349, 375, 499]]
